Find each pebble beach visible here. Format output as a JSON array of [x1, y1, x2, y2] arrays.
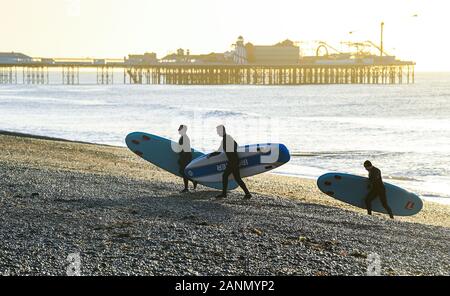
[[0, 131, 449, 276]]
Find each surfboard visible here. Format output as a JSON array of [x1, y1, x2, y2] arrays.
[[184, 143, 291, 183], [125, 132, 238, 190], [317, 173, 423, 216]]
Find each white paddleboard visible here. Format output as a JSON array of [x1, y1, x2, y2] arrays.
[[185, 143, 291, 183]]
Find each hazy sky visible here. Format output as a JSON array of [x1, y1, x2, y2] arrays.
[[1, 0, 448, 70]]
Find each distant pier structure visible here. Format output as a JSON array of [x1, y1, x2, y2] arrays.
[[0, 37, 415, 86]]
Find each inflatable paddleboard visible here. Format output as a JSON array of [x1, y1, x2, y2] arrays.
[[185, 143, 291, 183], [317, 173, 423, 216], [125, 132, 238, 190]]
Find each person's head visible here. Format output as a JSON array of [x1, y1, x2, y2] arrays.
[[216, 125, 226, 137], [364, 160, 373, 171], [178, 124, 187, 135]]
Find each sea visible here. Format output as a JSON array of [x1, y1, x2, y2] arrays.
[[1, 71, 449, 205]]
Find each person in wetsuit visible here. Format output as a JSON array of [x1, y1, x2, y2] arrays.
[[208, 125, 251, 200], [177, 125, 197, 193], [364, 160, 394, 219]]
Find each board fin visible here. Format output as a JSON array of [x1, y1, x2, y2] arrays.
[[405, 201, 415, 209]]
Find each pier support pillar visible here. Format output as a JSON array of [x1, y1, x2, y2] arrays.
[[23, 66, 49, 84], [97, 66, 113, 84], [62, 66, 79, 85], [0, 67, 17, 84]]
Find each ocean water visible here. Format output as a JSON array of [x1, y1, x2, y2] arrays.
[[1, 72, 449, 204]]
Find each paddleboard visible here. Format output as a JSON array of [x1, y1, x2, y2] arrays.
[[317, 173, 423, 216], [185, 143, 291, 183], [125, 132, 238, 190]]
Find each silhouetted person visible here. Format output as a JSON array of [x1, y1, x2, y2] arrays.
[[177, 125, 197, 193], [364, 160, 394, 219], [209, 125, 251, 200]]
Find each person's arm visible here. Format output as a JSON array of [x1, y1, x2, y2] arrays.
[[223, 135, 238, 153], [184, 136, 191, 153], [208, 152, 221, 158], [176, 137, 183, 155], [372, 169, 382, 181], [207, 140, 223, 158], [368, 168, 381, 188]]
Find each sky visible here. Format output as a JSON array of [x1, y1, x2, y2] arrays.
[[0, 0, 448, 71]]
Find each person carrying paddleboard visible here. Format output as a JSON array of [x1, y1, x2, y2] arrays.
[[364, 160, 394, 219], [177, 125, 197, 193], [209, 125, 252, 200]]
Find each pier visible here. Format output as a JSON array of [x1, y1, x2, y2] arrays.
[[0, 34, 415, 86], [0, 62, 414, 86], [125, 63, 415, 85]]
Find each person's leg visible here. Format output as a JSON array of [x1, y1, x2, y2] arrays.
[[365, 190, 377, 215], [178, 161, 184, 176], [217, 166, 232, 198], [231, 165, 250, 196], [185, 154, 197, 190], [182, 177, 189, 191], [379, 189, 394, 219], [179, 156, 189, 192]]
